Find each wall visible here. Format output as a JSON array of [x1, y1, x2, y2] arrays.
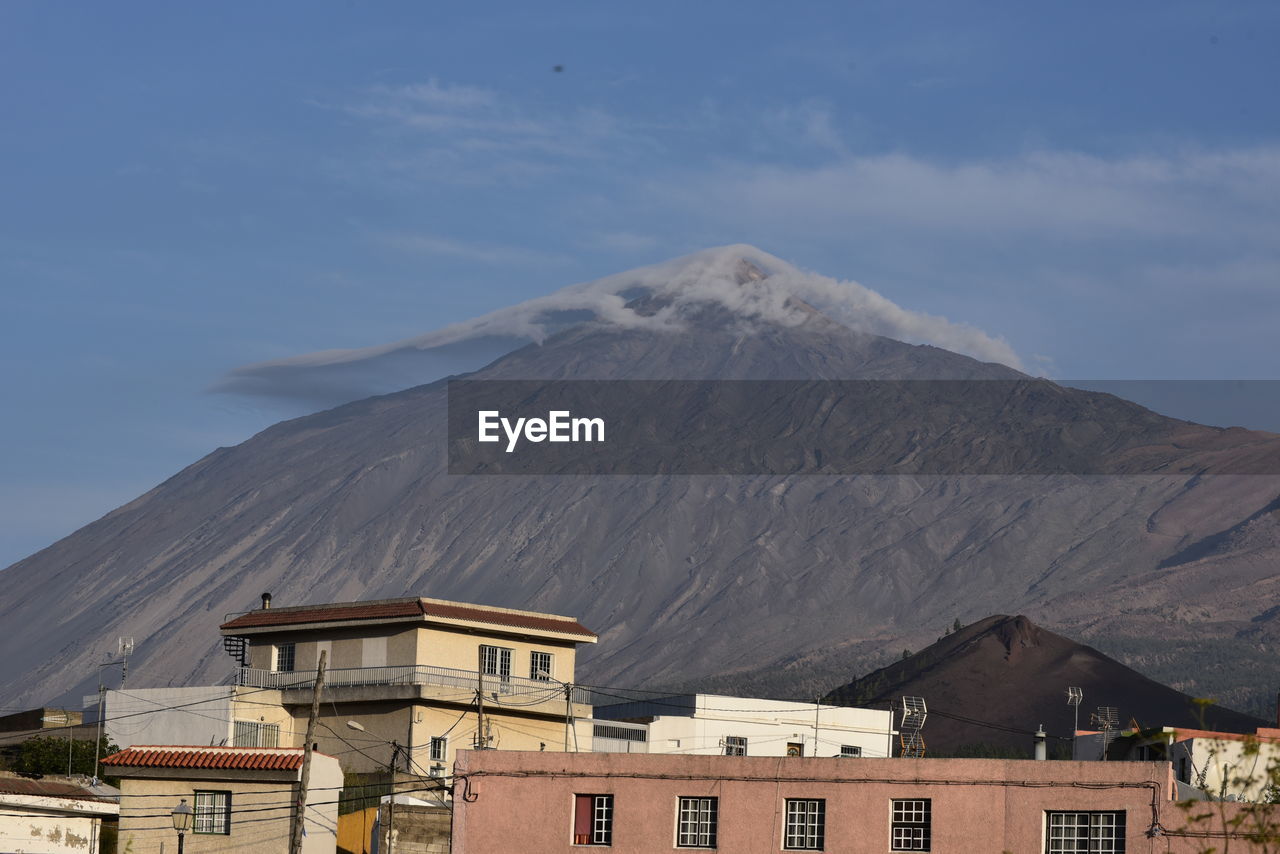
[[416, 626, 578, 683], [1185, 736, 1280, 802], [377, 801, 451, 854], [452, 751, 1184, 853], [0, 802, 105, 853], [105, 687, 233, 749], [114, 756, 341, 854]]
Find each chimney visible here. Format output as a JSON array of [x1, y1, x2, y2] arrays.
[[1034, 724, 1047, 761], [261, 592, 272, 610]]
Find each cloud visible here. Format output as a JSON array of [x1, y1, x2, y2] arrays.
[[215, 244, 1024, 405], [661, 147, 1280, 242]]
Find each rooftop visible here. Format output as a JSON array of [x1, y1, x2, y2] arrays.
[[219, 596, 597, 641], [0, 774, 115, 803], [101, 746, 326, 771]]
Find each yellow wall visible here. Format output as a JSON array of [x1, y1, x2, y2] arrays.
[[414, 625, 578, 682], [336, 806, 379, 854]]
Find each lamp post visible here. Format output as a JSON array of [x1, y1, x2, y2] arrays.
[[171, 798, 193, 854]]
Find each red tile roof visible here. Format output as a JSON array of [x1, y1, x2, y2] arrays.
[[0, 776, 113, 802], [220, 597, 597, 640], [101, 746, 310, 771]]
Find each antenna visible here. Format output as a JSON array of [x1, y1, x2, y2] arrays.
[[118, 637, 134, 687], [1066, 687, 1083, 758], [898, 696, 927, 758], [1090, 706, 1119, 760]]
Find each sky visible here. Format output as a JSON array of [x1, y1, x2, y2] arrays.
[[2, 1, 1279, 568]]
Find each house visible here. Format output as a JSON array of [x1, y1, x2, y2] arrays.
[[590, 694, 895, 758], [449, 750, 1270, 852], [98, 685, 294, 752], [218, 595, 599, 775], [0, 772, 119, 854], [102, 745, 341, 854], [1079, 723, 1280, 802]]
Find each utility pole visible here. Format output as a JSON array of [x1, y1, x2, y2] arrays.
[[564, 683, 574, 751], [813, 698, 821, 757], [289, 649, 326, 854], [386, 741, 399, 854], [475, 647, 486, 750]]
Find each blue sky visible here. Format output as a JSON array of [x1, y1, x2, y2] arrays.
[[3, 1, 1280, 567]]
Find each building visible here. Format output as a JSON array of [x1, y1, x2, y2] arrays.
[[1079, 724, 1280, 803], [99, 685, 294, 752], [102, 745, 341, 854], [219, 595, 598, 774], [450, 750, 1273, 853], [590, 694, 895, 758], [0, 773, 119, 854]]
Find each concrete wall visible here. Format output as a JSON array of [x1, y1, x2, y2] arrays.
[[377, 801, 451, 854], [0, 796, 111, 854], [105, 687, 234, 749], [1184, 736, 1280, 802], [452, 751, 1184, 853], [114, 755, 341, 854]]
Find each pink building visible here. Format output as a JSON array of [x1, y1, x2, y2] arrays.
[[450, 750, 1265, 853]]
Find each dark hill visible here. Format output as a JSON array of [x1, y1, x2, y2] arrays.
[[823, 615, 1269, 755]]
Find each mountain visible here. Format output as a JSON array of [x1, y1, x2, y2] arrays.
[[822, 615, 1270, 754], [2, 246, 1279, 714]]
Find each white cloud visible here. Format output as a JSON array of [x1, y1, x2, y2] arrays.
[[378, 232, 573, 268], [216, 244, 1025, 403]]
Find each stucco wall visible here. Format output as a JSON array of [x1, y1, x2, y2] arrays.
[[114, 756, 340, 854], [105, 687, 234, 749], [0, 807, 104, 853], [452, 751, 1183, 853]]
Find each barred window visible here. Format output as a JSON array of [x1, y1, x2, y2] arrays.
[[677, 796, 717, 848], [274, 643, 295, 673], [531, 651, 554, 680], [839, 745, 861, 757], [1046, 811, 1126, 854], [194, 790, 231, 835], [232, 720, 279, 748], [723, 736, 747, 756], [783, 798, 824, 850], [573, 794, 613, 845], [891, 799, 931, 851]]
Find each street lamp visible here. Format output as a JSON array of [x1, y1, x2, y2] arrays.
[[171, 798, 193, 854]]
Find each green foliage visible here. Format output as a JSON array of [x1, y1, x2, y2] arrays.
[[15, 734, 119, 779], [953, 618, 963, 633], [901, 649, 912, 661]]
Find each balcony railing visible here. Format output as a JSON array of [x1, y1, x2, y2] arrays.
[[235, 664, 593, 703]]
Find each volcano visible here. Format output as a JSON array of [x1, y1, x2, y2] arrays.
[[3, 246, 1279, 714]]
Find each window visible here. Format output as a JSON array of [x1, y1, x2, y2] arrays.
[[723, 736, 747, 756], [232, 720, 279, 748], [480, 645, 512, 680], [274, 643, 295, 673], [783, 799, 824, 850], [677, 796, 717, 848], [786, 742, 805, 757], [1046, 811, 1126, 854], [839, 745, 861, 757], [531, 650, 554, 680], [573, 794, 613, 845], [194, 790, 231, 835], [430, 736, 447, 762], [891, 799, 931, 851]]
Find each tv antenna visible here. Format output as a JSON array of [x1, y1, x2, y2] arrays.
[[118, 637, 134, 686], [1090, 706, 1119, 760], [898, 696, 927, 758]]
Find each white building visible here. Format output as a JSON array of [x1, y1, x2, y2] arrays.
[[590, 693, 896, 758], [0, 773, 119, 854], [96, 686, 290, 751]]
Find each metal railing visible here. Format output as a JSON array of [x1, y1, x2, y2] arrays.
[[235, 664, 593, 703]]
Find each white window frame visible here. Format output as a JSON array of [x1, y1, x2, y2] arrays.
[[480, 645, 512, 679], [232, 720, 279, 748], [783, 798, 824, 850], [573, 793, 613, 846], [723, 735, 747, 756], [531, 650, 555, 680], [676, 796, 717, 848], [1045, 811, 1126, 854], [430, 736, 447, 762], [891, 798, 931, 851], [273, 642, 295, 673], [194, 790, 231, 835]]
